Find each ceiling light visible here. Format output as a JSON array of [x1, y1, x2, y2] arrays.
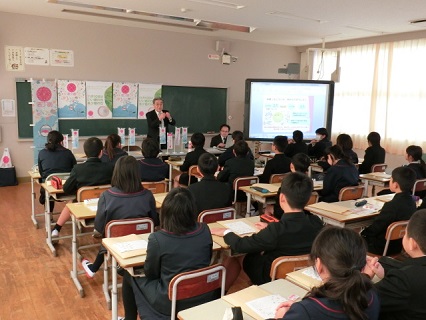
[[188, 0, 245, 10]]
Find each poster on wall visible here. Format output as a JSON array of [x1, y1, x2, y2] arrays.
[[137, 83, 162, 119], [86, 81, 113, 119], [113, 82, 138, 118], [31, 80, 58, 164], [57, 80, 86, 118], [50, 49, 74, 67], [5, 46, 25, 71], [24, 47, 49, 66]]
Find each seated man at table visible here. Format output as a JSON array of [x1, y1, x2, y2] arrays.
[[361, 166, 417, 255], [259, 135, 291, 183], [51, 137, 114, 238], [211, 172, 324, 285], [188, 153, 232, 215]]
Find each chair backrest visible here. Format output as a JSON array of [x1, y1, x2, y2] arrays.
[[142, 180, 168, 194], [270, 255, 310, 281], [232, 176, 259, 204], [269, 173, 289, 184], [168, 264, 226, 320], [412, 178, 426, 196], [371, 163, 387, 173], [307, 191, 319, 206], [338, 185, 364, 201], [383, 220, 409, 256], [76, 185, 111, 202], [198, 207, 236, 224], [122, 145, 142, 152], [188, 165, 201, 186], [105, 218, 154, 238]]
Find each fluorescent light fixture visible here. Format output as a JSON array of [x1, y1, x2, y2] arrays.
[[188, 0, 245, 10], [346, 25, 385, 34], [266, 11, 328, 24]]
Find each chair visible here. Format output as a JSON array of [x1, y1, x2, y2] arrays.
[[122, 145, 142, 152], [270, 254, 310, 281], [188, 165, 202, 186], [412, 178, 426, 196], [103, 218, 154, 308], [371, 163, 387, 172], [338, 185, 364, 201], [269, 173, 289, 184], [142, 180, 168, 194], [198, 207, 236, 224], [232, 176, 259, 216], [382, 220, 409, 257], [77, 185, 111, 227], [307, 191, 319, 205], [169, 264, 226, 320]]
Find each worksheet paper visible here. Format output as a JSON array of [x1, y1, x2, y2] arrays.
[[113, 240, 148, 253], [246, 294, 287, 319], [222, 221, 256, 235]]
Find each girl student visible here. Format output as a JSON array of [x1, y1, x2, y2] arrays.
[[100, 133, 127, 165]]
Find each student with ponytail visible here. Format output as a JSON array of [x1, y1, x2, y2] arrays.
[[273, 226, 379, 320], [100, 133, 127, 166]]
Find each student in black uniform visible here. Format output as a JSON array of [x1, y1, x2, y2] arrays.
[[100, 133, 127, 166], [358, 131, 386, 174], [217, 130, 254, 167], [284, 130, 308, 158], [138, 138, 168, 182], [307, 127, 332, 160], [259, 135, 291, 183]]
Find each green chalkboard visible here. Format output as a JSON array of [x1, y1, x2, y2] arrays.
[[16, 81, 227, 138]]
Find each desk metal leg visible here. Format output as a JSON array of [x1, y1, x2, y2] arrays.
[[45, 189, 57, 257], [103, 253, 112, 309], [70, 215, 84, 297], [168, 163, 173, 190], [30, 177, 39, 228], [362, 181, 369, 197], [111, 257, 118, 320], [245, 193, 252, 217]]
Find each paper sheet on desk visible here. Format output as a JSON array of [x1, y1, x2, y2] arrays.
[[114, 240, 147, 253], [370, 172, 391, 179], [302, 267, 322, 281], [252, 183, 279, 193], [222, 221, 256, 235], [308, 202, 350, 214], [84, 198, 98, 211], [246, 295, 287, 319], [109, 234, 148, 258]]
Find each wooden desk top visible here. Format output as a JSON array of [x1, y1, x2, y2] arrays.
[[40, 181, 69, 195], [67, 202, 97, 220], [28, 170, 41, 179], [360, 172, 391, 182], [165, 159, 184, 166]]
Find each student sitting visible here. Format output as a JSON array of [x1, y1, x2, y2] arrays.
[[365, 209, 426, 320], [82, 156, 159, 278], [51, 137, 114, 238], [188, 153, 232, 215], [100, 133, 127, 166], [121, 188, 215, 320], [319, 145, 359, 203], [274, 227, 379, 319], [259, 135, 291, 183], [212, 172, 324, 285], [217, 130, 254, 167], [358, 131, 386, 174], [337, 133, 358, 164], [284, 130, 308, 158], [307, 127, 332, 160], [138, 138, 168, 182], [38, 130, 76, 212], [174, 132, 207, 187], [361, 166, 417, 255]]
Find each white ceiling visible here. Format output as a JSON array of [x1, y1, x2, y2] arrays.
[[2, 0, 426, 47]]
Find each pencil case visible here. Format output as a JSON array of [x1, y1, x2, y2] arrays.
[[51, 176, 63, 189]]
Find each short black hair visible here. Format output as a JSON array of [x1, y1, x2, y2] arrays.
[[391, 166, 416, 192], [232, 130, 244, 142], [142, 138, 160, 158], [191, 132, 205, 148], [233, 140, 249, 157], [293, 130, 304, 143], [280, 172, 313, 209], [197, 153, 218, 176], [291, 153, 311, 173], [220, 124, 230, 131], [315, 127, 329, 138], [84, 137, 103, 158], [367, 132, 381, 147], [273, 135, 288, 153], [407, 209, 426, 254]]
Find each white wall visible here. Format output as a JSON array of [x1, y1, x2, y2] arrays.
[[0, 12, 299, 178]]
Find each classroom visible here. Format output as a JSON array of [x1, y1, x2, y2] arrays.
[[1, 1, 426, 319]]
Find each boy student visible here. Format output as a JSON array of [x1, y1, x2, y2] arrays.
[[307, 127, 332, 160], [210, 124, 230, 148], [361, 166, 417, 255], [258, 135, 291, 183], [212, 172, 323, 285], [51, 137, 114, 238], [364, 209, 426, 320], [188, 153, 232, 214], [284, 130, 308, 158], [218, 130, 254, 167]]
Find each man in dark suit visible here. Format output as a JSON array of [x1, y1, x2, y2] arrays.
[[51, 137, 114, 237], [210, 124, 230, 148], [145, 98, 176, 146], [212, 172, 323, 285], [188, 153, 232, 215], [259, 135, 291, 183]]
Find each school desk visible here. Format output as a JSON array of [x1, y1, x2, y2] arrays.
[[40, 180, 76, 256], [359, 172, 391, 197], [28, 170, 41, 228], [165, 159, 184, 190], [286, 266, 322, 290], [304, 194, 394, 229]]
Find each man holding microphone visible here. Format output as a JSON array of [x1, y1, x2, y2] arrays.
[[146, 98, 176, 148]]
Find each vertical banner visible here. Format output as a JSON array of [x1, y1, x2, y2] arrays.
[[174, 127, 181, 152], [57, 80, 86, 118], [31, 80, 58, 164], [128, 128, 136, 146], [167, 133, 174, 152], [118, 128, 126, 146], [137, 83, 162, 119], [71, 129, 79, 149], [159, 127, 166, 146], [113, 82, 138, 118], [86, 81, 113, 119], [62, 134, 69, 149], [182, 127, 188, 146]]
